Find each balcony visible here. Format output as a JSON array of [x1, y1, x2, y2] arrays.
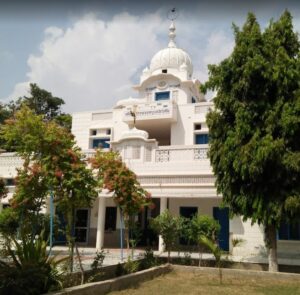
[[83, 145, 211, 177], [122, 101, 177, 123], [0, 153, 23, 177], [154, 145, 208, 162]]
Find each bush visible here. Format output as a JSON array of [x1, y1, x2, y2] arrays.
[[115, 257, 140, 277], [139, 248, 159, 270], [0, 261, 60, 295], [0, 207, 19, 237], [0, 232, 66, 294], [185, 215, 220, 267], [123, 257, 140, 274], [150, 210, 182, 262]]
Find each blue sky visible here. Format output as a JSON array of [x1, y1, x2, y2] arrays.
[[0, 0, 300, 112]]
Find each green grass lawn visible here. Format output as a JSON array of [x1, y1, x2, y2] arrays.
[[109, 270, 300, 295]]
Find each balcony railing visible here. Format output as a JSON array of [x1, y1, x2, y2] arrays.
[[154, 145, 208, 162], [83, 145, 208, 163], [123, 101, 177, 123]]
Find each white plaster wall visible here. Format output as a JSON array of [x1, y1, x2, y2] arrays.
[[72, 112, 93, 150], [111, 108, 131, 142], [230, 217, 266, 258], [171, 104, 194, 145], [72, 109, 114, 150], [171, 101, 213, 146], [89, 198, 123, 230], [168, 197, 221, 217]]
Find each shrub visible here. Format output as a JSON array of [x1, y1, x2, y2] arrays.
[[0, 232, 66, 294], [123, 257, 140, 274], [0, 207, 19, 237], [185, 215, 220, 266], [150, 210, 182, 262], [139, 248, 159, 270]]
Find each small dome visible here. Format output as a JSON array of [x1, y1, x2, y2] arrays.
[[116, 97, 144, 108], [149, 21, 193, 77], [143, 66, 149, 73], [121, 127, 149, 140]]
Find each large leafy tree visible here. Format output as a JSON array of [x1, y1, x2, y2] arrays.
[[0, 106, 97, 270], [0, 83, 71, 132], [14, 83, 71, 127], [202, 11, 300, 271]]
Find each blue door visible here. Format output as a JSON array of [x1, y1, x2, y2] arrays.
[[55, 207, 67, 244], [213, 207, 229, 251]]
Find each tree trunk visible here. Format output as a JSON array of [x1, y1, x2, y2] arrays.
[[264, 224, 278, 272], [198, 245, 202, 267], [75, 243, 85, 284], [124, 215, 130, 256], [66, 207, 75, 272]]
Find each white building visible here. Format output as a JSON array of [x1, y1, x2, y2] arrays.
[[0, 21, 299, 263]]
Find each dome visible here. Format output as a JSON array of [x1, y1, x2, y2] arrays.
[[116, 97, 144, 108], [149, 22, 193, 76], [121, 127, 149, 141]]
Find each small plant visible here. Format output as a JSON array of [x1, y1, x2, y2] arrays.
[[86, 250, 106, 283], [91, 250, 105, 271], [129, 221, 142, 257], [232, 238, 245, 248], [140, 248, 158, 270], [0, 232, 67, 294], [182, 252, 192, 266], [200, 236, 223, 284], [123, 256, 140, 274]]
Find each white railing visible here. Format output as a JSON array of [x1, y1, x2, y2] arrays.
[[0, 153, 23, 167], [83, 145, 208, 163], [123, 101, 177, 122], [155, 145, 208, 162]]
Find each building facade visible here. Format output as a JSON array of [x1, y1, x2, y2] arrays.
[[0, 21, 299, 262]]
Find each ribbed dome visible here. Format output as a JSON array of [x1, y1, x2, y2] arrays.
[[149, 21, 193, 77], [150, 47, 193, 76]]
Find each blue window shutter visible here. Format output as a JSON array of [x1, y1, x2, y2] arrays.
[[92, 138, 110, 149], [155, 91, 170, 101], [195, 134, 209, 144]]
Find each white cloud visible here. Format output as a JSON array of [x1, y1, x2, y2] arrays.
[[5, 12, 234, 112], [6, 13, 166, 112]]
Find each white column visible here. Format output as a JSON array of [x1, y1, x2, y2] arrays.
[[158, 197, 167, 252], [96, 197, 106, 250]]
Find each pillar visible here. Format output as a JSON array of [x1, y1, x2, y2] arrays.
[[158, 197, 167, 252], [96, 197, 106, 249]]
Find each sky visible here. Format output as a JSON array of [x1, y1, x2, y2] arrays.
[[0, 0, 300, 113]]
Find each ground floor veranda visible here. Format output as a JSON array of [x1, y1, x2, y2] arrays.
[[43, 196, 300, 265]]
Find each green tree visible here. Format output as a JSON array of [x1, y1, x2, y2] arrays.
[[15, 83, 68, 120], [90, 149, 152, 253], [150, 210, 182, 263], [2, 83, 72, 131], [0, 106, 97, 271], [185, 215, 220, 266], [202, 11, 300, 271]]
